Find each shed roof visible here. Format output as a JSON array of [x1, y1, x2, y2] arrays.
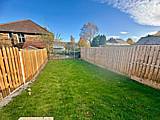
[[0, 20, 49, 34]]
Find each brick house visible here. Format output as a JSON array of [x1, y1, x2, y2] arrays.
[[0, 19, 51, 48]]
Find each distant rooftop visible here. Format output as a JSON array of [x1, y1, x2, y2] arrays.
[[136, 35, 160, 45], [154, 31, 160, 36], [107, 38, 129, 45]]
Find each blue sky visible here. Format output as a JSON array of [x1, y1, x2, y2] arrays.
[[0, 0, 160, 41]]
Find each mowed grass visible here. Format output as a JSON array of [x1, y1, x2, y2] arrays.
[[1, 60, 160, 120]]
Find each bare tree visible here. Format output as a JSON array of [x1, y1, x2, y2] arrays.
[[80, 22, 99, 45], [55, 33, 63, 41]]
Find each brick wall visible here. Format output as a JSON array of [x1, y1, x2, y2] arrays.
[[0, 33, 45, 48]]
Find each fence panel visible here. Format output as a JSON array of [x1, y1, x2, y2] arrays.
[[0, 47, 48, 100], [81, 45, 160, 89]]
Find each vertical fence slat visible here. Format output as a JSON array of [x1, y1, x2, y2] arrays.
[[13, 48, 22, 86]]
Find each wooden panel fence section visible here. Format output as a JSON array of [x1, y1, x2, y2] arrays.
[[20, 49, 48, 82], [0, 47, 48, 100], [81, 45, 160, 89]]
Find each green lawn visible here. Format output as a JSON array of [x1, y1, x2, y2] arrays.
[[1, 60, 160, 120]]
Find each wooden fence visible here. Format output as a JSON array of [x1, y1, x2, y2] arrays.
[[81, 45, 160, 89], [0, 47, 48, 100]]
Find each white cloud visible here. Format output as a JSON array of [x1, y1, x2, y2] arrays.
[[97, 0, 160, 26], [131, 31, 158, 41], [120, 31, 129, 35], [130, 36, 140, 42], [145, 31, 158, 35]]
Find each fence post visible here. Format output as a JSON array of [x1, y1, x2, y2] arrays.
[[19, 51, 26, 84]]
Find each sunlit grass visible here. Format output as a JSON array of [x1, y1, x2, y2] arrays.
[[1, 60, 160, 120]]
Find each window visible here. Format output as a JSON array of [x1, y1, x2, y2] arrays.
[[17, 33, 25, 43]]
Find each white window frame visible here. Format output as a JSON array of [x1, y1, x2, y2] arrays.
[[17, 33, 25, 43]]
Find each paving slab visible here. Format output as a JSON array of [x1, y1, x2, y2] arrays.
[[18, 117, 54, 120]]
